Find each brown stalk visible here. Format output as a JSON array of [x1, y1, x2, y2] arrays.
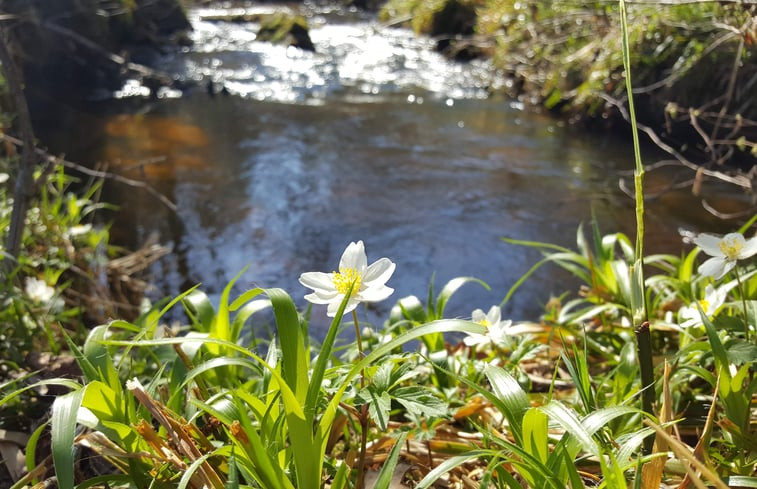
[[0, 23, 38, 269]]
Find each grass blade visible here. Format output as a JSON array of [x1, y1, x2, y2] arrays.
[[373, 431, 409, 489], [51, 388, 84, 489]]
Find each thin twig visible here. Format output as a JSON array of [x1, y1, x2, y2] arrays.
[[701, 200, 756, 220], [708, 32, 745, 162], [0, 23, 38, 267], [0, 133, 177, 212], [600, 93, 752, 189]]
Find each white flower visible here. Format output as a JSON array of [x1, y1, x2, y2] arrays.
[[0, 173, 8, 184], [25, 277, 56, 305], [464, 305, 512, 348], [693, 232, 757, 279], [678, 284, 727, 328], [299, 240, 395, 317], [67, 224, 92, 237]]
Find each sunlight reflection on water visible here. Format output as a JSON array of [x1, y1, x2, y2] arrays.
[[39, 4, 738, 335]]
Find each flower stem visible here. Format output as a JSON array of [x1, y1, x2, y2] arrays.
[[734, 267, 750, 342], [352, 309, 369, 489], [353, 309, 365, 388]]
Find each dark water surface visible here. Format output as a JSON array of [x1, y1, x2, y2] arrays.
[[38, 5, 738, 332]]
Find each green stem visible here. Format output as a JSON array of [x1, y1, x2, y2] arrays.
[[353, 309, 365, 388], [620, 0, 655, 455], [734, 267, 750, 342], [635, 322, 655, 455], [353, 309, 369, 489]]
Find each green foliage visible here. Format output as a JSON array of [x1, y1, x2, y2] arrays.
[[0, 163, 115, 428]]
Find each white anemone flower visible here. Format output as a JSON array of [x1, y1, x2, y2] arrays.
[[678, 284, 727, 328], [25, 277, 56, 305], [693, 232, 757, 279], [299, 240, 395, 317], [464, 305, 512, 348]]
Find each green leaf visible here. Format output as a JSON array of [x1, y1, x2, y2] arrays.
[[435, 277, 490, 319], [267, 287, 309, 403], [177, 449, 222, 489], [183, 287, 215, 332], [484, 366, 530, 445], [629, 259, 645, 325], [230, 298, 271, 344], [724, 340, 757, 365], [83, 326, 120, 390], [523, 407, 549, 464], [416, 451, 492, 489], [225, 448, 239, 489], [392, 386, 447, 419], [208, 269, 247, 354], [372, 361, 394, 392], [25, 421, 48, 481], [0, 378, 81, 407], [319, 319, 486, 456], [52, 388, 84, 489], [373, 432, 409, 489], [304, 288, 352, 420], [540, 401, 599, 457], [330, 460, 350, 489], [599, 448, 627, 489], [581, 406, 640, 437], [724, 476, 757, 488], [393, 295, 427, 323], [363, 389, 392, 431]]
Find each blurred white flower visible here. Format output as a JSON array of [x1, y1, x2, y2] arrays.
[[693, 232, 757, 279], [25, 277, 55, 305], [678, 284, 727, 328], [0, 173, 8, 184], [299, 240, 395, 317], [68, 224, 92, 237], [464, 305, 511, 348]]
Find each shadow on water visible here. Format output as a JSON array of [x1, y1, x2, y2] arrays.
[[34, 4, 743, 334]]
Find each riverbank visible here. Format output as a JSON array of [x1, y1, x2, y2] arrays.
[[379, 0, 757, 171], [0, 0, 191, 110]]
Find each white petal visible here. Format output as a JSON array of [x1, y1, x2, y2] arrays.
[[702, 284, 717, 303], [717, 259, 737, 279], [327, 296, 359, 317], [739, 236, 757, 259], [471, 309, 486, 323], [311, 288, 340, 301], [299, 272, 335, 292], [304, 292, 333, 305], [464, 334, 488, 347], [678, 305, 698, 323], [363, 258, 395, 286], [486, 306, 501, 326], [358, 285, 394, 302], [698, 256, 727, 278], [693, 234, 725, 257], [340, 241, 367, 271]]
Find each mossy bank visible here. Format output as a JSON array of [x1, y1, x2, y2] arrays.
[[0, 0, 191, 107], [381, 0, 757, 168]]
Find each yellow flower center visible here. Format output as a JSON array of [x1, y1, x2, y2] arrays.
[[476, 319, 491, 328], [332, 267, 362, 296], [719, 236, 743, 261], [698, 299, 710, 314]]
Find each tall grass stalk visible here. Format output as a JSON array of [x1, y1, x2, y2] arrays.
[[619, 0, 655, 454]]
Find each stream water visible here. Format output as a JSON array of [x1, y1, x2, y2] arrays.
[[38, 3, 741, 332]]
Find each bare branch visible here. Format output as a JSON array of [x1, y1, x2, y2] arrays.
[[600, 92, 753, 190], [0, 133, 178, 212], [0, 23, 37, 268]]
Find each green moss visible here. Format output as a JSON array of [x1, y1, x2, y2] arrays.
[[380, 0, 476, 36], [257, 12, 315, 52]]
